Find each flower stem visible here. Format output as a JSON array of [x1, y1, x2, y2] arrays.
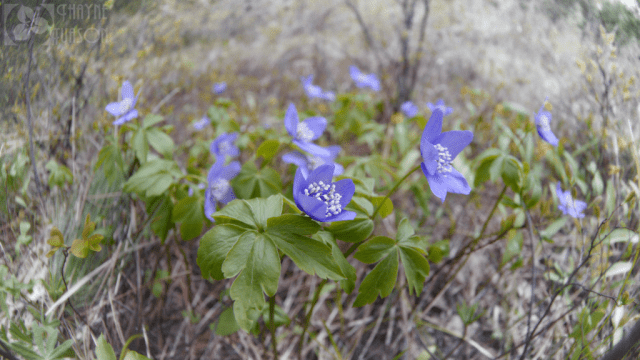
[[299, 279, 327, 357], [269, 295, 278, 359], [371, 163, 422, 219]]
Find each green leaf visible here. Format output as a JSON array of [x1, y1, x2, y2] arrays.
[[605, 179, 615, 216], [501, 229, 523, 266], [123, 159, 180, 198], [70, 238, 89, 258], [146, 128, 175, 158], [123, 351, 153, 360], [396, 218, 414, 243], [197, 224, 248, 280], [142, 114, 164, 128], [172, 196, 204, 241], [399, 246, 430, 295], [132, 128, 149, 163], [369, 195, 394, 218], [267, 215, 344, 280], [501, 156, 522, 192], [148, 195, 174, 242], [213, 307, 240, 336], [353, 236, 395, 264], [349, 196, 374, 216], [257, 139, 281, 162], [229, 234, 280, 330], [245, 195, 283, 229], [427, 240, 449, 264], [45, 160, 73, 188], [95, 144, 124, 186], [222, 231, 258, 278], [212, 199, 257, 227], [332, 241, 357, 294], [326, 218, 374, 243], [353, 249, 399, 307], [604, 228, 639, 245], [231, 161, 282, 199], [95, 334, 117, 360], [540, 218, 568, 239]]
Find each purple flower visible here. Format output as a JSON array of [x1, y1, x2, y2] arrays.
[[556, 182, 586, 218], [213, 82, 227, 94], [426, 99, 453, 117], [293, 164, 356, 222], [284, 103, 330, 157], [194, 115, 209, 130], [282, 145, 343, 178], [204, 159, 241, 221], [301, 75, 335, 101], [105, 80, 140, 125], [210, 132, 239, 159], [420, 103, 473, 202], [401, 101, 419, 118], [534, 98, 559, 147], [349, 65, 380, 91]]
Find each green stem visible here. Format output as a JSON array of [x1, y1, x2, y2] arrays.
[[371, 164, 422, 219], [269, 295, 278, 359], [299, 279, 327, 356]]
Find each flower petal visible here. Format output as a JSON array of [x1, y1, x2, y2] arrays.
[[121, 81, 134, 100], [423, 164, 448, 202], [537, 127, 559, 147], [218, 186, 236, 205], [433, 130, 473, 159], [105, 101, 123, 116], [326, 210, 357, 222], [298, 193, 328, 221], [302, 116, 327, 141], [284, 103, 299, 136], [443, 167, 472, 195], [365, 74, 380, 91], [332, 178, 355, 209], [332, 163, 344, 176], [221, 161, 241, 180], [207, 160, 224, 183], [293, 167, 308, 202], [422, 110, 443, 144], [282, 152, 310, 177], [204, 188, 216, 221], [420, 137, 438, 167], [308, 164, 335, 186], [349, 65, 361, 81], [121, 109, 138, 123], [293, 140, 331, 157]]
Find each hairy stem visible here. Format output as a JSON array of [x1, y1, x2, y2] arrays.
[[299, 279, 327, 357], [269, 295, 278, 359]]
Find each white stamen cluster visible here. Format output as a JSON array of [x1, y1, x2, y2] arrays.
[[303, 181, 342, 217], [120, 98, 133, 113], [434, 143, 453, 174], [564, 193, 576, 209], [210, 178, 230, 201], [297, 123, 314, 142], [218, 140, 231, 154], [307, 156, 325, 171], [538, 114, 551, 130]]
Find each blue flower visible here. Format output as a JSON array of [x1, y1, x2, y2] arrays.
[[556, 182, 586, 218], [284, 103, 330, 157], [194, 115, 209, 130], [210, 132, 239, 159], [282, 145, 343, 178], [426, 99, 453, 117], [420, 104, 473, 202], [293, 164, 356, 222], [534, 98, 559, 147], [213, 82, 227, 94], [349, 65, 380, 91], [401, 101, 419, 118], [204, 159, 241, 221], [106, 80, 140, 125], [301, 75, 335, 101]]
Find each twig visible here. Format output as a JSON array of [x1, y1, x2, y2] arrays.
[[24, 0, 48, 200]]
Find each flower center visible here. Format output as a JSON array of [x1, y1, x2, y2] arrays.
[[303, 181, 342, 217], [218, 140, 231, 154], [538, 114, 551, 130], [210, 178, 230, 201], [297, 123, 314, 142], [564, 193, 576, 209], [434, 143, 453, 174], [307, 155, 325, 171], [120, 98, 133, 113]]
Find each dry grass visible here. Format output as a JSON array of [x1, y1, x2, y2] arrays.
[[3, 0, 640, 359]]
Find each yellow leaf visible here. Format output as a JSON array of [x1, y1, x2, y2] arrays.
[[70, 238, 89, 258]]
